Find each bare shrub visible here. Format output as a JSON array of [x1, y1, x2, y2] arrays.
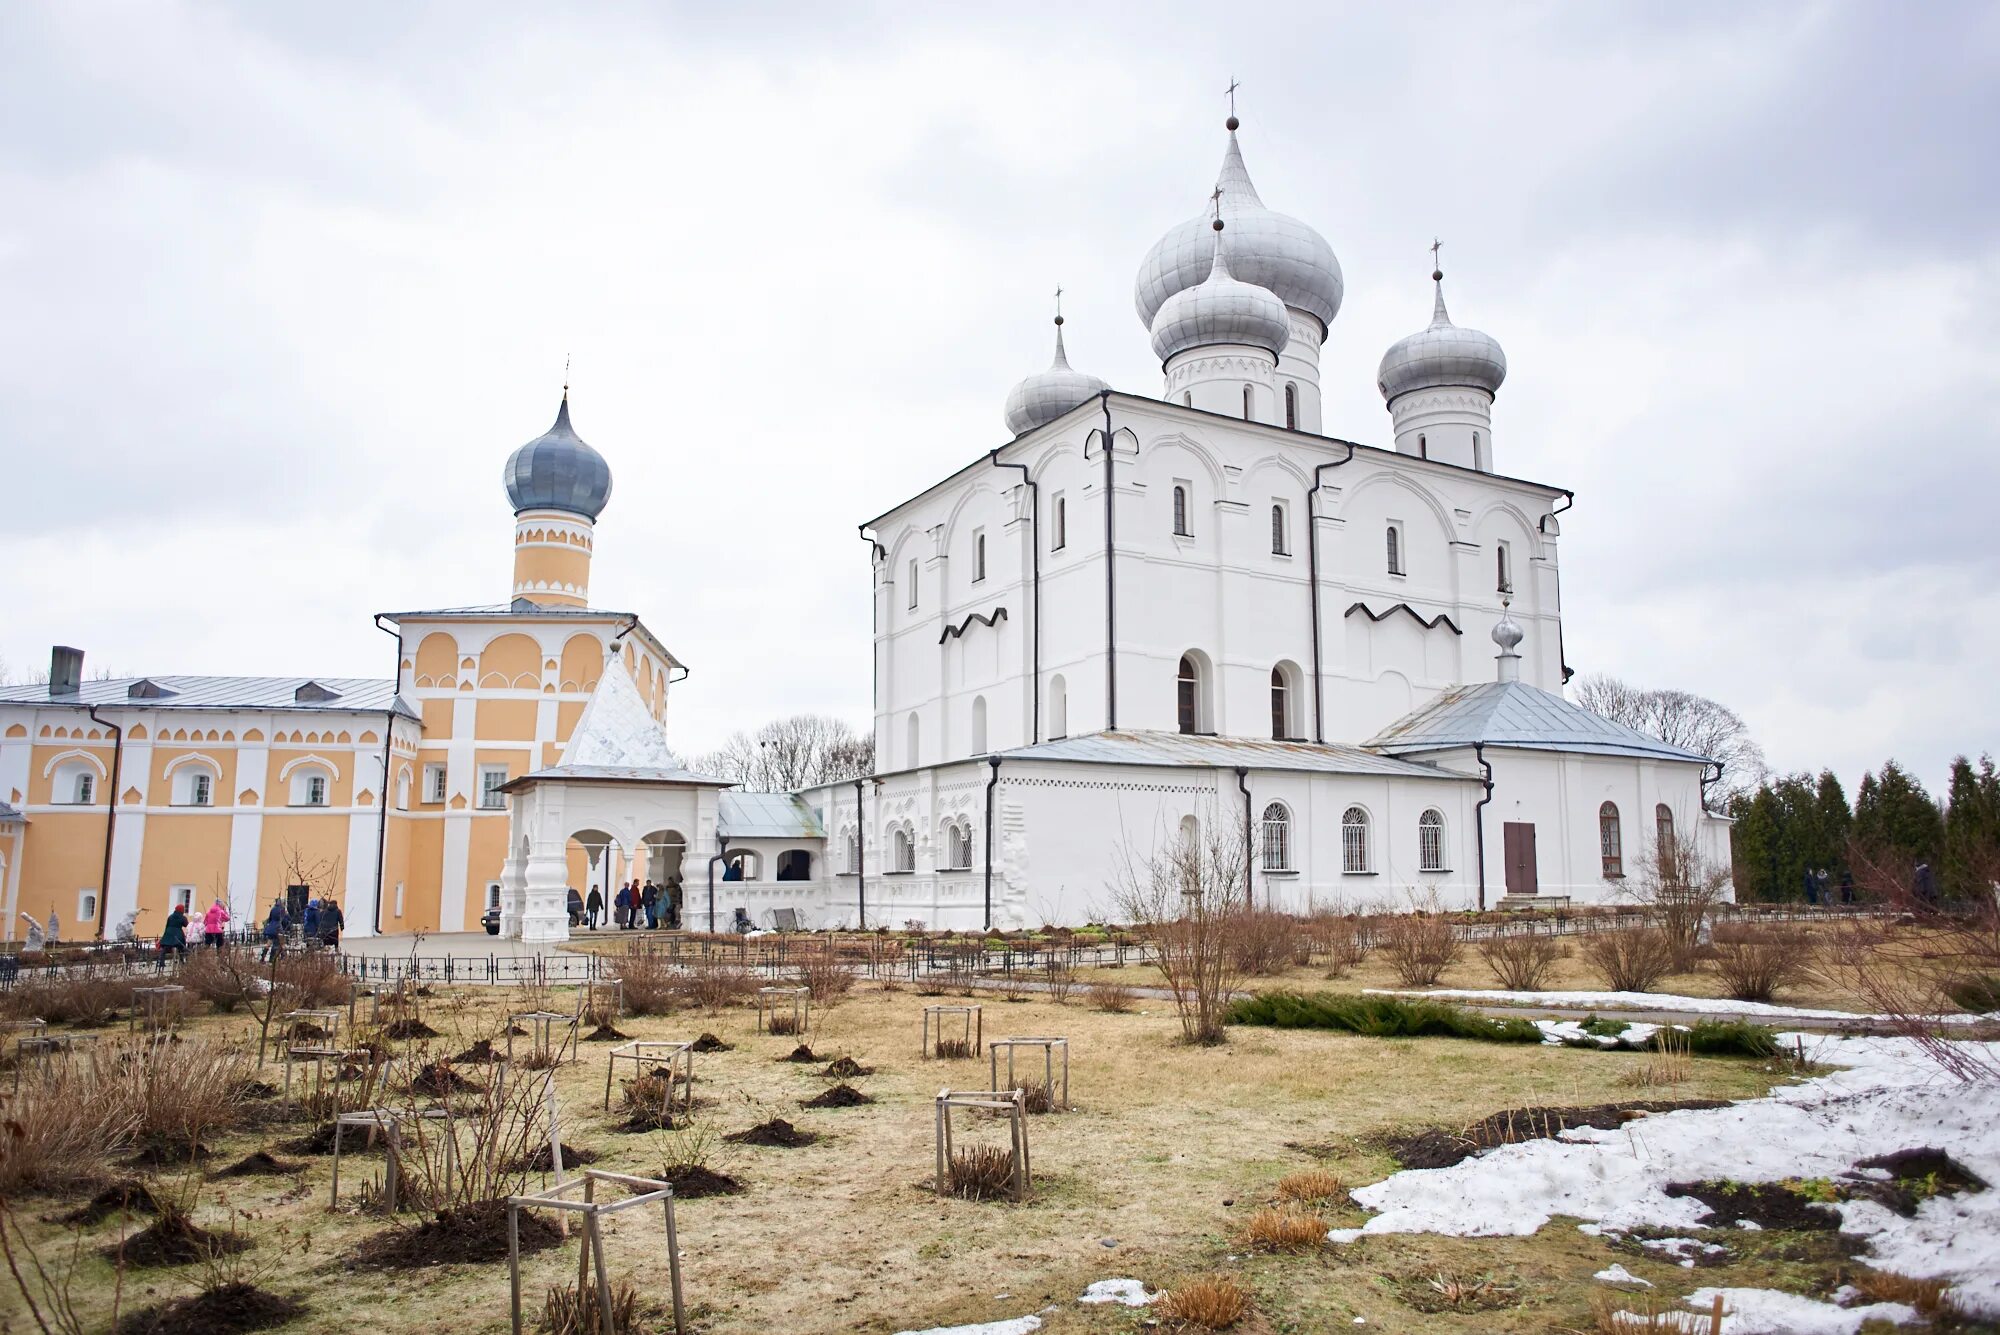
[[1581, 927, 1676, 992], [1476, 931, 1567, 991], [0, 1055, 139, 1196], [1379, 894, 1462, 987], [764, 1011, 803, 1037], [1629, 824, 1731, 970], [270, 952, 352, 1010], [1848, 1270, 1949, 1317], [392, 1064, 560, 1213], [1589, 1291, 1715, 1334], [793, 942, 856, 1007], [543, 1280, 643, 1335], [1043, 959, 1075, 1004], [1109, 805, 1249, 1045], [1308, 908, 1371, 978], [177, 948, 263, 1013], [1275, 1169, 1346, 1204], [678, 955, 753, 1015], [1085, 980, 1135, 1013], [944, 1146, 1016, 1201], [1241, 1205, 1327, 1250], [931, 1036, 976, 1060], [28, 975, 135, 1028], [116, 1037, 248, 1162], [609, 950, 678, 1017], [1709, 923, 1806, 1002], [1159, 1275, 1249, 1330], [1226, 910, 1299, 977], [1619, 1027, 1692, 1091]]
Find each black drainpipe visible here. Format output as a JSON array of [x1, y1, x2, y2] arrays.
[[706, 835, 731, 934], [1473, 742, 1495, 911], [1306, 443, 1358, 743], [370, 614, 402, 935], [1234, 765, 1253, 909], [982, 756, 1002, 930], [987, 452, 1039, 743], [86, 705, 124, 941], [1700, 760, 1723, 815], [1097, 392, 1118, 729], [1538, 491, 1576, 684], [852, 777, 867, 930]]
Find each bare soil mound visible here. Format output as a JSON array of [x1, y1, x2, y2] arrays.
[[348, 1201, 560, 1270], [450, 1038, 500, 1064], [690, 1033, 732, 1053], [507, 1144, 601, 1173], [780, 1044, 818, 1063], [819, 1056, 873, 1078], [61, 1181, 161, 1225], [114, 1212, 250, 1268], [582, 1024, 632, 1042], [1846, 1147, 1989, 1216], [408, 1061, 484, 1096], [127, 1136, 211, 1168], [1387, 1099, 1728, 1171], [726, 1118, 819, 1148], [803, 1083, 872, 1109], [1665, 1180, 1841, 1231], [381, 1017, 439, 1040], [213, 1151, 304, 1179], [113, 1283, 305, 1335], [661, 1164, 743, 1198]]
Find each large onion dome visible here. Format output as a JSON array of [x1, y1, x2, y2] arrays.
[[1134, 120, 1343, 336], [1003, 317, 1108, 436], [1149, 220, 1291, 365], [1377, 273, 1508, 404], [503, 394, 613, 520]]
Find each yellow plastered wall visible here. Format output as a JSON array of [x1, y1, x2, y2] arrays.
[[147, 746, 238, 802], [478, 634, 541, 690], [26, 742, 115, 805], [513, 542, 591, 607], [263, 750, 354, 808], [558, 634, 603, 693], [18, 812, 112, 937], [133, 812, 235, 938], [475, 699, 537, 742], [255, 814, 355, 907], [413, 632, 458, 688]]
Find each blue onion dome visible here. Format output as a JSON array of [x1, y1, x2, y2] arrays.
[[1003, 317, 1109, 436], [1135, 120, 1343, 337], [1149, 220, 1292, 365], [1378, 273, 1508, 403], [503, 394, 613, 520]]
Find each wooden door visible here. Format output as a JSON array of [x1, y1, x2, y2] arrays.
[[1503, 822, 1538, 896]]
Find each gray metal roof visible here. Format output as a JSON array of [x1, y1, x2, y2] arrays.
[[503, 764, 733, 790], [375, 604, 682, 669], [0, 801, 23, 824], [997, 729, 1476, 781], [0, 675, 417, 719], [719, 791, 826, 839], [504, 396, 612, 520], [1367, 681, 1713, 764]]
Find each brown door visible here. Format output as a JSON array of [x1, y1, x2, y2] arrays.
[[1503, 822, 1538, 896]]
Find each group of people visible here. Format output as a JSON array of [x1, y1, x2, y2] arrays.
[[582, 877, 681, 931], [154, 893, 344, 964]]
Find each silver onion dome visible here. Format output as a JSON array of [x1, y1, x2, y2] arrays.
[[503, 394, 613, 520], [1377, 274, 1508, 403], [1003, 319, 1108, 436], [1491, 602, 1525, 652], [1134, 125, 1343, 336], [1149, 222, 1292, 365]]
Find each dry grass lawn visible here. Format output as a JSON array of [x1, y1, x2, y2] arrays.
[[0, 977, 1825, 1334]]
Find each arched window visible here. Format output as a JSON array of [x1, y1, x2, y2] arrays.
[[905, 713, 921, 769], [1270, 504, 1288, 555], [1418, 809, 1447, 872], [1052, 495, 1067, 551], [1496, 541, 1512, 594], [170, 762, 218, 807], [907, 559, 919, 610], [1341, 806, 1371, 874], [1260, 803, 1292, 872], [845, 828, 861, 874], [1178, 813, 1199, 850], [1418, 433, 1428, 460], [73, 771, 94, 805], [891, 826, 915, 873], [1600, 802, 1624, 878], [394, 768, 410, 811], [1242, 384, 1253, 420], [1183, 391, 1192, 407], [1269, 666, 1290, 740], [973, 532, 986, 582], [1472, 431, 1482, 468], [289, 765, 332, 807], [1284, 382, 1298, 430], [944, 822, 971, 870], [1172, 485, 1191, 537], [1655, 804, 1675, 856], [970, 696, 988, 754], [1048, 673, 1068, 739], [776, 850, 812, 881], [1177, 655, 1200, 735], [1386, 525, 1403, 575]]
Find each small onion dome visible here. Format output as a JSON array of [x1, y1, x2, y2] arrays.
[[1003, 320, 1108, 436], [1134, 126, 1343, 336], [1377, 275, 1508, 404], [1491, 604, 1525, 653], [503, 394, 613, 520], [1149, 221, 1291, 365]]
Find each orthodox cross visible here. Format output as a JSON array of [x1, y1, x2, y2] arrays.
[[1053, 285, 1063, 320], [1224, 76, 1240, 119], [1430, 238, 1443, 271]]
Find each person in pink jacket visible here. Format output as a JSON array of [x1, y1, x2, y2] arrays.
[[202, 897, 230, 949]]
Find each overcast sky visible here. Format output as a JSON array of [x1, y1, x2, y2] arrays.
[[3, 1, 1995, 797]]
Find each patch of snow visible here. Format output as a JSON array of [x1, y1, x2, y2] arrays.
[[1372, 987, 1995, 1025], [1735, 1219, 1762, 1231], [894, 1319, 1042, 1335], [1327, 1033, 2000, 1316], [1536, 1018, 1660, 1047], [1078, 1279, 1155, 1307], [1639, 1236, 1727, 1263], [1594, 1264, 1651, 1287], [1684, 1287, 1918, 1333]]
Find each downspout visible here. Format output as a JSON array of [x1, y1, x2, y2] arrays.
[[1097, 392, 1118, 729], [86, 705, 124, 941], [1234, 765, 1253, 909], [1473, 742, 1495, 911], [852, 777, 867, 930], [982, 756, 1002, 930], [1305, 442, 1358, 743], [1700, 760, 1723, 815], [987, 452, 1039, 743], [370, 614, 402, 936], [705, 835, 730, 934], [1538, 491, 1576, 685]]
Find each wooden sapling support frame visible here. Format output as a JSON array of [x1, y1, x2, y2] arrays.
[[934, 1088, 1030, 1202], [602, 1040, 695, 1112], [280, 1045, 378, 1113], [10, 1032, 85, 1091], [577, 979, 624, 1027], [129, 985, 186, 1034], [508, 1011, 578, 1067], [508, 1169, 686, 1335], [330, 1109, 407, 1212], [755, 986, 810, 1035], [988, 1037, 1069, 1112], [922, 1004, 982, 1058], [262, 1007, 343, 1063]]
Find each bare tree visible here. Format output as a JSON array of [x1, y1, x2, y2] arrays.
[[695, 714, 874, 792], [1572, 673, 1766, 809], [1109, 806, 1249, 1045], [1622, 816, 1732, 970]]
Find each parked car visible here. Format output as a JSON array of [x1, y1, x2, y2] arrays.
[[481, 904, 501, 936]]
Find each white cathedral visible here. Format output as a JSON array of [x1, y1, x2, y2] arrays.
[[493, 111, 1730, 942]]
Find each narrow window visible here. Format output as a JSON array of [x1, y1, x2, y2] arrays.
[[1242, 384, 1253, 420], [907, 559, 918, 610], [1173, 485, 1190, 537], [1284, 382, 1298, 430], [1419, 809, 1447, 872], [1183, 391, 1192, 407], [393, 881, 406, 917], [970, 695, 988, 753], [191, 772, 212, 806], [973, 531, 986, 583], [78, 889, 98, 923], [892, 827, 915, 873], [172, 885, 194, 911], [1177, 656, 1199, 735], [1341, 807, 1371, 873], [1496, 541, 1512, 594], [1261, 803, 1292, 872], [1418, 433, 1428, 459], [424, 763, 446, 803], [847, 830, 861, 874], [305, 774, 328, 807], [1655, 804, 1675, 858], [1600, 802, 1624, 878], [1270, 504, 1287, 555], [1048, 673, 1068, 739], [906, 713, 920, 768], [478, 765, 507, 810], [74, 772, 94, 805], [487, 882, 502, 910], [1052, 495, 1066, 551], [1386, 525, 1403, 576], [1472, 430, 1482, 468], [1269, 666, 1289, 740]]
